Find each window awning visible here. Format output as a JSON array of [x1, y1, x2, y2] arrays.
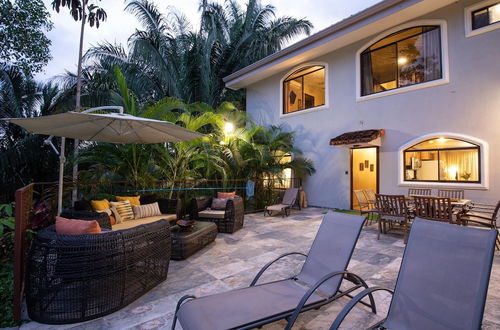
[[330, 129, 385, 148]]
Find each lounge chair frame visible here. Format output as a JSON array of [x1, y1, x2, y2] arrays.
[[171, 213, 376, 330], [327, 219, 498, 330], [172, 257, 376, 330], [264, 188, 300, 217]]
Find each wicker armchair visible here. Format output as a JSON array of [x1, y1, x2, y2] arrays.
[[25, 220, 171, 324], [60, 209, 112, 229], [190, 196, 244, 233]]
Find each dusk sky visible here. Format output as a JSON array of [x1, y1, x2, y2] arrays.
[[38, 0, 381, 81]]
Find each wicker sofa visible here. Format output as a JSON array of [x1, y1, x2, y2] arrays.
[[189, 195, 244, 233], [25, 220, 171, 324], [63, 197, 182, 230]]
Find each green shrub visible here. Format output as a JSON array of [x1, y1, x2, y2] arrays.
[[0, 203, 17, 327]]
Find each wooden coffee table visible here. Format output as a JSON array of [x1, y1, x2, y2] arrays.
[[170, 221, 217, 260]]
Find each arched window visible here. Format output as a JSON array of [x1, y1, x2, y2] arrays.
[[403, 137, 481, 183], [360, 25, 443, 96], [283, 65, 325, 114]]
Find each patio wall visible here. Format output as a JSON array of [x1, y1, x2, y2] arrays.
[[245, 0, 500, 209]]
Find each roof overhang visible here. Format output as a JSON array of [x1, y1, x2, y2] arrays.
[[224, 0, 455, 90], [330, 129, 385, 149]]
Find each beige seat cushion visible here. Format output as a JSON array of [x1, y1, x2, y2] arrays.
[[198, 210, 225, 219], [112, 214, 176, 231], [266, 204, 289, 212]]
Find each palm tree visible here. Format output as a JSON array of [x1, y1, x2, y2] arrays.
[[0, 66, 66, 202], [84, 0, 312, 107]]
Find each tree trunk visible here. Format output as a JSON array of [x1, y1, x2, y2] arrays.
[[72, 5, 87, 204]]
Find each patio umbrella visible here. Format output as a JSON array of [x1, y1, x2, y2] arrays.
[[4, 108, 204, 213]]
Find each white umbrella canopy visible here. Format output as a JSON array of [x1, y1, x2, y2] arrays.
[[7, 111, 204, 143], [4, 109, 204, 214]]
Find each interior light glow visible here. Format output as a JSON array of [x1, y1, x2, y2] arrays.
[[398, 57, 408, 65], [224, 122, 234, 134]]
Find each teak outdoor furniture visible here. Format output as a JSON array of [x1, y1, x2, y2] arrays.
[[460, 200, 500, 250], [438, 189, 465, 199], [264, 187, 299, 217], [353, 189, 377, 225], [363, 189, 377, 207], [190, 195, 245, 233], [170, 221, 218, 260], [375, 194, 412, 242], [171, 212, 374, 330], [413, 196, 455, 223], [329, 218, 498, 330], [25, 220, 171, 324], [408, 188, 432, 196]]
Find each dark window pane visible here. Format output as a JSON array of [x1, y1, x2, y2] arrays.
[[472, 3, 500, 30], [473, 8, 490, 29]]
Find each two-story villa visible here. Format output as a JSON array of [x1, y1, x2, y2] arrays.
[[224, 0, 500, 209]]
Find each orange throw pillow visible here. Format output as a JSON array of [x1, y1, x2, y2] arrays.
[[109, 215, 117, 226], [218, 191, 236, 198], [55, 216, 102, 235], [116, 196, 141, 206]]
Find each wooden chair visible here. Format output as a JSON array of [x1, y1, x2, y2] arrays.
[[375, 194, 412, 242], [353, 190, 377, 225], [408, 188, 432, 196], [413, 196, 454, 223], [363, 189, 376, 206], [460, 200, 500, 250], [438, 189, 465, 199]]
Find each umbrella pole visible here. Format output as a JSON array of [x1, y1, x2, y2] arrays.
[[57, 137, 66, 215]]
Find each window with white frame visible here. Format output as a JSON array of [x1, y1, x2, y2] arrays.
[[283, 65, 325, 114], [360, 25, 443, 96], [403, 137, 481, 183], [465, 0, 500, 37]]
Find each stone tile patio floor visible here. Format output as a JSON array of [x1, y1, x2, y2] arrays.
[[21, 207, 500, 329]]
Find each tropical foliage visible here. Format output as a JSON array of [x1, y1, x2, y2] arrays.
[[0, 203, 16, 327], [0, 0, 315, 204], [75, 68, 315, 201], [83, 0, 312, 107], [0, 0, 53, 76], [0, 65, 70, 203]]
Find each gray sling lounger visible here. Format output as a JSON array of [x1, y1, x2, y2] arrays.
[[172, 212, 374, 330], [328, 218, 498, 330], [264, 188, 299, 217]]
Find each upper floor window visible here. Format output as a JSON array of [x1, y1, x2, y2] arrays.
[[471, 2, 500, 30], [403, 138, 480, 183], [360, 26, 442, 96], [283, 65, 325, 114], [465, 0, 500, 37]]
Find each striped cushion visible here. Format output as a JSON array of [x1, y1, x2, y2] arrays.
[[133, 202, 162, 219], [110, 200, 134, 221]]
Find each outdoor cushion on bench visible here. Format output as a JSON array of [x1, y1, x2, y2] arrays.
[[172, 211, 373, 330], [328, 218, 498, 330], [198, 209, 225, 219], [112, 214, 177, 230], [191, 195, 245, 233]]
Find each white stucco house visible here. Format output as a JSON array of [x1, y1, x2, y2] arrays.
[[223, 0, 500, 210]]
